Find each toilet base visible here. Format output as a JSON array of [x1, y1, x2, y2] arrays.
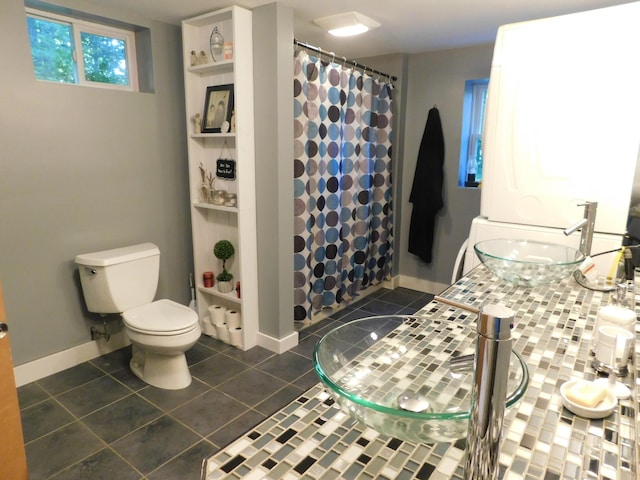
[[130, 346, 192, 390]]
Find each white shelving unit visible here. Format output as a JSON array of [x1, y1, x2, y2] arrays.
[[182, 6, 258, 350]]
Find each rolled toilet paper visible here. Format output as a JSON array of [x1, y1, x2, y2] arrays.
[[225, 309, 241, 330], [215, 324, 230, 343], [201, 317, 216, 337], [208, 305, 227, 326], [229, 327, 242, 348]]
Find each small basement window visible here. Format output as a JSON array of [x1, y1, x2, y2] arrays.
[[458, 78, 489, 187], [26, 6, 140, 91]]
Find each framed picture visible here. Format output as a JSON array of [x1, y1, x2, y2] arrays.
[[202, 84, 234, 133]]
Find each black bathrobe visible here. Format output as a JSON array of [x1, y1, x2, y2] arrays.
[[408, 107, 444, 263]]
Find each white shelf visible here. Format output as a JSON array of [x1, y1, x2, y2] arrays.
[[187, 61, 233, 75], [194, 202, 237, 213], [197, 286, 241, 305], [182, 6, 257, 350], [190, 133, 236, 140]]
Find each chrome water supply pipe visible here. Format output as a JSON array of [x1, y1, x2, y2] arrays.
[[433, 296, 515, 479], [464, 304, 514, 480]]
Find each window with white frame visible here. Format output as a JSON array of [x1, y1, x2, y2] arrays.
[[26, 7, 138, 91], [458, 78, 489, 187]]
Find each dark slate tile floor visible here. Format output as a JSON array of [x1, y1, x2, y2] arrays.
[[18, 286, 432, 479]]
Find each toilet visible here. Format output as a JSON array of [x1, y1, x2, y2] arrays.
[[75, 243, 201, 390]]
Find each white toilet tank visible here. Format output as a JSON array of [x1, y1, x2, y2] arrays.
[[75, 243, 160, 314]]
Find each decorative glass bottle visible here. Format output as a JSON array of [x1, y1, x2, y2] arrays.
[[209, 27, 224, 62]]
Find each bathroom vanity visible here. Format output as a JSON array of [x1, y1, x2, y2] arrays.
[[202, 267, 638, 479]]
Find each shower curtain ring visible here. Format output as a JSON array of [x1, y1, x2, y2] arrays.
[[342, 56, 347, 68], [331, 52, 336, 63]]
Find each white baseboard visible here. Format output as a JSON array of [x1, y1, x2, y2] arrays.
[[14, 276, 446, 387], [382, 275, 400, 289], [14, 331, 131, 387], [369, 273, 445, 296], [397, 275, 448, 296], [256, 330, 299, 354], [14, 328, 298, 386]]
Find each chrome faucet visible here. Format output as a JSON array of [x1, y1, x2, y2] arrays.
[[434, 297, 514, 480], [563, 201, 597, 257]]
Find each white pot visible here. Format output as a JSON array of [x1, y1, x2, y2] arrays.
[[217, 281, 233, 293]]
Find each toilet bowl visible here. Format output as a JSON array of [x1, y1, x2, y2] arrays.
[[75, 243, 202, 390], [123, 299, 201, 390]]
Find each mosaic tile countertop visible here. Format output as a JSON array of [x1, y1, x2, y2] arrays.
[[203, 268, 638, 479]]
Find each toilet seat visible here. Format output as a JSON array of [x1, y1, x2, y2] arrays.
[[123, 299, 198, 336]]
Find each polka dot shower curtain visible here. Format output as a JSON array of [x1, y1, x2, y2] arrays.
[[293, 49, 394, 324]]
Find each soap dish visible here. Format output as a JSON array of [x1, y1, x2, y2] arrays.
[[560, 380, 617, 419]]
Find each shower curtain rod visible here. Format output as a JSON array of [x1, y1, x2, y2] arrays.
[[294, 39, 398, 82]]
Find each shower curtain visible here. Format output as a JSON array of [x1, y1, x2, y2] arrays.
[[293, 49, 394, 323]]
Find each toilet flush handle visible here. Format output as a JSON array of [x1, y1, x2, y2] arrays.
[[85, 267, 97, 275]]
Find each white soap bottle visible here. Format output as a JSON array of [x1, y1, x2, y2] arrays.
[[591, 283, 636, 355]]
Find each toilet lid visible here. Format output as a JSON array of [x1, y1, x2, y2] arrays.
[[123, 299, 198, 335]]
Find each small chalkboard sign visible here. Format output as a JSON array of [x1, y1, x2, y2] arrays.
[[216, 158, 236, 179]]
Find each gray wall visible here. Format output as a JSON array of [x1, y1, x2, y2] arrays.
[[252, 3, 295, 339], [0, 0, 499, 368], [398, 44, 494, 290], [0, 0, 192, 366]]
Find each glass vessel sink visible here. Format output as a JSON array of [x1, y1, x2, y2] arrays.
[[474, 239, 584, 287], [313, 315, 528, 444]]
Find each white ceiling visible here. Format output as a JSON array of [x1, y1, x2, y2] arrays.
[[95, 0, 636, 58]]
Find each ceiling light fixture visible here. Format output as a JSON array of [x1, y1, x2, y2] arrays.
[[314, 11, 381, 37]]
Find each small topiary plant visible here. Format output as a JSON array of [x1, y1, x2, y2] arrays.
[[214, 240, 235, 282]]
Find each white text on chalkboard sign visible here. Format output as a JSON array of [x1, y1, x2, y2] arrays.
[[216, 159, 236, 179]]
